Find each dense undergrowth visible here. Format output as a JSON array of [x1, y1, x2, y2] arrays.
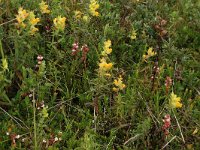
[[0, 0, 200, 149]]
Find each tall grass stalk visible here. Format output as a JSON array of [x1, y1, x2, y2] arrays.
[[32, 89, 37, 150]]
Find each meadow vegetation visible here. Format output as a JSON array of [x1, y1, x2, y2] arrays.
[[0, 0, 200, 149]]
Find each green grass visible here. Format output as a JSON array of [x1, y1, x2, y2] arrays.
[[0, 0, 200, 149]]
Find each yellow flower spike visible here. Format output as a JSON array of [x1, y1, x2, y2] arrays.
[[143, 47, 156, 62], [142, 54, 147, 59], [83, 15, 89, 22], [89, 0, 100, 17], [113, 87, 119, 92], [29, 11, 40, 26], [169, 92, 183, 108], [2, 58, 8, 70], [104, 73, 111, 78], [104, 40, 111, 48], [16, 16, 22, 24], [17, 7, 29, 21], [74, 10, 82, 19], [16, 7, 29, 27], [39, 1, 50, 14], [98, 57, 113, 76], [113, 79, 118, 85], [102, 40, 112, 56], [104, 63, 113, 71], [130, 29, 137, 40], [113, 75, 126, 92], [101, 57, 106, 61], [119, 75, 123, 80], [147, 47, 156, 57], [53, 16, 66, 32], [98, 39, 113, 76], [30, 18, 40, 26], [27, 11, 40, 35]]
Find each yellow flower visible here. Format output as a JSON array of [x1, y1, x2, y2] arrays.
[[27, 11, 40, 35], [130, 29, 137, 40], [29, 26, 39, 35], [29, 11, 40, 26], [16, 7, 29, 27], [105, 63, 113, 70], [83, 15, 89, 22], [102, 40, 112, 56], [112, 87, 119, 92], [89, 0, 100, 17], [104, 73, 111, 77], [2, 58, 8, 70], [113, 75, 126, 91], [113, 75, 126, 92], [143, 47, 156, 61], [30, 18, 40, 26], [74, 10, 82, 19], [169, 92, 183, 108], [53, 16, 66, 31], [99, 58, 113, 71], [39, 1, 50, 14], [147, 47, 156, 56]]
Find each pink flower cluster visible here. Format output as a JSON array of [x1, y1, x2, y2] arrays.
[[71, 42, 79, 56], [71, 41, 89, 63], [35, 55, 44, 71], [165, 76, 172, 94], [37, 55, 44, 65], [162, 114, 171, 136], [81, 44, 89, 62]]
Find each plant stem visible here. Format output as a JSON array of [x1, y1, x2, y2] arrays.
[[0, 40, 4, 58], [33, 89, 37, 150], [173, 109, 185, 143]]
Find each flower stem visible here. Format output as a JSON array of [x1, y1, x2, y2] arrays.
[[33, 89, 37, 150]]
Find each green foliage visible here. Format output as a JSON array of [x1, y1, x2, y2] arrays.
[[0, 0, 199, 149]]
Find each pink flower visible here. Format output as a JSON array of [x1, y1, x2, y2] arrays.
[[71, 42, 79, 56], [162, 114, 171, 136], [81, 44, 89, 62]]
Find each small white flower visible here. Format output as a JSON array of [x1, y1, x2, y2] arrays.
[[37, 55, 44, 61], [22, 138, 26, 142], [43, 139, 47, 143], [54, 137, 58, 141], [16, 135, 20, 139]]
